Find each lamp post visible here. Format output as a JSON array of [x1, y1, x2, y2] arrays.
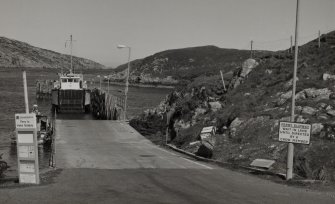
[[97, 75, 102, 91], [107, 76, 110, 94], [117, 44, 131, 120]]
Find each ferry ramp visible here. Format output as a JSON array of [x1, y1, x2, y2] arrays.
[[55, 119, 211, 169]]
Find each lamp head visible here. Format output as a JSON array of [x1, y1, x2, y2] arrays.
[[117, 44, 128, 49]]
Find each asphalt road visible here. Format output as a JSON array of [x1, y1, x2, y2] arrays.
[[0, 120, 335, 204]]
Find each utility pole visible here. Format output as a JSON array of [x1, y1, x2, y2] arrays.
[[290, 35, 293, 53], [250, 40, 253, 58], [287, 0, 300, 181], [23, 71, 29, 113], [318, 30, 321, 48]]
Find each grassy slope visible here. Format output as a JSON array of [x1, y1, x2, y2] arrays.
[[0, 37, 105, 69]]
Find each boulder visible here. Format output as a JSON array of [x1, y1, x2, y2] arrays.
[[240, 58, 259, 78], [322, 73, 335, 81], [302, 106, 317, 115], [326, 105, 333, 111], [312, 123, 324, 135], [187, 141, 201, 154], [209, 101, 222, 112], [304, 88, 331, 100], [230, 118, 244, 130], [317, 102, 328, 110], [196, 141, 213, 158], [194, 108, 206, 116], [317, 114, 328, 120], [277, 91, 292, 105], [326, 109, 335, 117]]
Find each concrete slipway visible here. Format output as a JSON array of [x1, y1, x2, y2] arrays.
[[0, 120, 334, 204]]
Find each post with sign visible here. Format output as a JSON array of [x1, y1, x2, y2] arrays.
[[15, 114, 40, 184], [15, 71, 40, 184]]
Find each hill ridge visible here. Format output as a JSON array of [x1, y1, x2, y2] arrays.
[[0, 36, 105, 69]]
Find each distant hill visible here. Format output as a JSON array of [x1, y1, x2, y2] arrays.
[[114, 46, 269, 84], [0, 37, 105, 69]]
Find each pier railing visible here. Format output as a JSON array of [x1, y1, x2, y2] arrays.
[[36, 80, 54, 99], [90, 88, 126, 120]]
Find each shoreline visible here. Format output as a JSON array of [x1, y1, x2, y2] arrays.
[[105, 81, 175, 89]]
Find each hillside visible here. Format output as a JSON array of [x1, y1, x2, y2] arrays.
[[113, 46, 266, 85], [130, 31, 335, 182], [0, 37, 105, 69]]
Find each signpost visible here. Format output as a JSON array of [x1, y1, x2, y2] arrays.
[[15, 71, 39, 185], [15, 113, 40, 184], [279, 122, 311, 145]]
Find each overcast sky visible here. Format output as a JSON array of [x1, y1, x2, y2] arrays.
[[0, 0, 334, 67]]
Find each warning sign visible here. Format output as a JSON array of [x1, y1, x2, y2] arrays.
[[279, 122, 311, 144]]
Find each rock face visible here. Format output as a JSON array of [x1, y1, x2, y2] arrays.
[[0, 37, 105, 69], [229, 58, 259, 89], [240, 58, 259, 77], [276, 88, 333, 106]]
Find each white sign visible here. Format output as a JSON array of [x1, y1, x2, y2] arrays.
[[20, 161, 35, 173], [279, 122, 311, 144], [19, 173, 37, 184], [18, 145, 35, 158], [200, 126, 216, 141], [17, 132, 34, 144], [15, 114, 36, 129]]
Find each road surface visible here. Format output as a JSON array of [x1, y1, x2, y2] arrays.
[[0, 119, 334, 204]]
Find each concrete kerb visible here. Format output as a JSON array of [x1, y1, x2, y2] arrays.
[[166, 144, 286, 180]]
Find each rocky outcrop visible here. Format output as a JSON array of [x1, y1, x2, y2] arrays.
[[229, 58, 259, 89], [275, 88, 333, 106], [322, 73, 335, 81]]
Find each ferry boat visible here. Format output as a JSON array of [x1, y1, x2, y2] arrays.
[[52, 73, 90, 113], [51, 35, 91, 113]]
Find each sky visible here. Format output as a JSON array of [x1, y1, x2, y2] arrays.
[[0, 0, 334, 67]]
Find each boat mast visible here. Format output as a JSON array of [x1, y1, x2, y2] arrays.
[[70, 35, 73, 74]]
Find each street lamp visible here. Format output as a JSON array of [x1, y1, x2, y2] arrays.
[[117, 44, 131, 120], [97, 75, 101, 90]]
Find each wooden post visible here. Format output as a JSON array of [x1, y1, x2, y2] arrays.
[[318, 30, 321, 48], [220, 70, 227, 91], [290, 35, 293, 53], [250, 40, 253, 58], [23, 71, 29, 113]]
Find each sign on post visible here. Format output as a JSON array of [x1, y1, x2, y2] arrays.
[[15, 113, 40, 184], [278, 121, 311, 144]]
